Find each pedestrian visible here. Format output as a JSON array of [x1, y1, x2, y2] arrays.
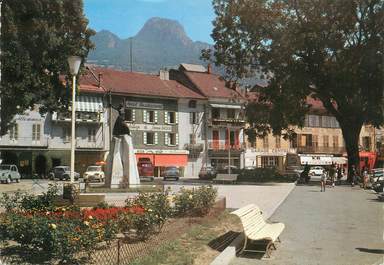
[[329, 163, 336, 187], [337, 165, 342, 185], [320, 171, 326, 192], [350, 165, 357, 187], [362, 166, 369, 189]]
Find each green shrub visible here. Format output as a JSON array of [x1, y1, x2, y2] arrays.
[[238, 168, 296, 182], [174, 185, 218, 217]]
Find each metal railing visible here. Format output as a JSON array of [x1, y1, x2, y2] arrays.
[[207, 140, 243, 151]]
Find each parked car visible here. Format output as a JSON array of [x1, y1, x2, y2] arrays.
[[161, 166, 180, 181], [372, 176, 384, 193], [370, 168, 384, 183], [219, 165, 240, 174], [199, 166, 217, 180], [137, 158, 154, 181], [49, 166, 80, 181], [0, 164, 21, 184], [284, 166, 304, 179], [309, 166, 325, 176], [83, 165, 105, 182]]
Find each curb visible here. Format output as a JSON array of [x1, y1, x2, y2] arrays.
[[210, 184, 296, 265]]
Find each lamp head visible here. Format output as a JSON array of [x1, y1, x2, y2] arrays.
[[67, 56, 82, 75]]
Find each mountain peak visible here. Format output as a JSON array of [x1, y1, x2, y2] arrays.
[[135, 17, 192, 45]]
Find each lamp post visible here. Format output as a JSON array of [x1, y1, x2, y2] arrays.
[[67, 56, 82, 183]]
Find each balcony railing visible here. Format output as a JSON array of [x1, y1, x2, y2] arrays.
[[296, 146, 346, 154], [208, 140, 243, 151], [207, 118, 245, 127], [76, 141, 104, 149], [52, 112, 101, 123], [184, 143, 204, 153]]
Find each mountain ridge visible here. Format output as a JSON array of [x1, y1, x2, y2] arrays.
[[87, 17, 212, 73]]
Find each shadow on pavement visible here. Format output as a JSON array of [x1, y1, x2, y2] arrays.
[[208, 231, 240, 252], [356, 248, 384, 254]]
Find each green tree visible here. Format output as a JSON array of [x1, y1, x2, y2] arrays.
[[1, 0, 94, 134], [211, 0, 384, 178]]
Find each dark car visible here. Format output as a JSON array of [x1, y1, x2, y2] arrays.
[[372, 175, 384, 193], [49, 166, 80, 181], [137, 158, 155, 181], [161, 167, 180, 181], [198, 166, 217, 180]]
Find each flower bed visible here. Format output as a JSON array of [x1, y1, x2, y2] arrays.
[[0, 184, 218, 264]]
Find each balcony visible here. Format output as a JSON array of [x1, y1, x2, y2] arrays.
[[296, 146, 346, 154], [184, 143, 204, 153], [52, 112, 101, 123], [0, 137, 49, 148], [207, 118, 245, 128], [208, 140, 244, 151]]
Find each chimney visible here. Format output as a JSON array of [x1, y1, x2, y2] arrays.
[[159, 69, 169, 80], [207, 63, 212, 74], [98, 73, 103, 88]]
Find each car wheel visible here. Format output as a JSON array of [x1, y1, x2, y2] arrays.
[[6, 176, 11, 184], [16, 178, 20, 183]]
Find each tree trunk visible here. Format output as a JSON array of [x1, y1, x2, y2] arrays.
[[340, 122, 362, 182]]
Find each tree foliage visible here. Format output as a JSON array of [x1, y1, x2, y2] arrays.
[[211, 0, 384, 171], [1, 0, 94, 134]]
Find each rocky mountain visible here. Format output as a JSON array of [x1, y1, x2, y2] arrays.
[[87, 17, 212, 73]]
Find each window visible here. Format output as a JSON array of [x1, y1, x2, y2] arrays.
[[323, 135, 329, 147], [143, 110, 157, 123], [263, 136, 269, 149], [333, 136, 339, 148], [143, 132, 157, 145], [166, 133, 178, 146], [212, 108, 220, 119], [188, 100, 197, 108], [190, 112, 199, 125], [261, 157, 278, 167], [227, 109, 236, 119], [312, 135, 318, 147], [275, 136, 281, 148], [32, 124, 41, 141], [63, 127, 70, 142], [9, 124, 18, 140], [88, 128, 96, 142], [165, 111, 177, 124], [125, 109, 135, 122]]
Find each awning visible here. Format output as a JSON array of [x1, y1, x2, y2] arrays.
[[332, 157, 348, 165], [154, 154, 188, 167], [300, 155, 333, 165], [76, 96, 103, 112], [135, 154, 188, 167], [210, 103, 241, 109]]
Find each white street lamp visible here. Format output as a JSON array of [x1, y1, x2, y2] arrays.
[[67, 56, 82, 183]]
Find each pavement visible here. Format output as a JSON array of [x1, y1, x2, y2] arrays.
[[230, 185, 384, 265]]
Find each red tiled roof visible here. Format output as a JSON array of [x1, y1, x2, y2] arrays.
[[183, 71, 243, 99], [79, 67, 206, 99]]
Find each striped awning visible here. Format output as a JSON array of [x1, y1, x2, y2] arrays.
[[76, 96, 103, 112]]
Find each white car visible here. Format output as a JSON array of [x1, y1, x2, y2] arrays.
[[309, 166, 325, 176], [83, 165, 105, 182]]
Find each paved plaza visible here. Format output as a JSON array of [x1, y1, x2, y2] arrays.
[[230, 185, 384, 265]]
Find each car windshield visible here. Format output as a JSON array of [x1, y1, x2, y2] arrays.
[[0, 165, 11, 170], [87, 166, 101, 172], [57, 167, 69, 171], [165, 167, 178, 172]]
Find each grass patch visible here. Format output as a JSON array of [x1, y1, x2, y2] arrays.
[[130, 211, 241, 265], [86, 185, 163, 193]]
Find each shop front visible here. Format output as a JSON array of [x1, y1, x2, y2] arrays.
[[135, 149, 189, 177]]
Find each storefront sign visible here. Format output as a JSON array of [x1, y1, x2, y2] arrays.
[[299, 154, 333, 165], [15, 116, 43, 122], [134, 149, 189, 155], [126, 101, 163, 110], [128, 124, 172, 132]]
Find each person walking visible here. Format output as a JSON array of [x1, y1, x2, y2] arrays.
[[362, 166, 369, 189], [337, 165, 343, 185], [329, 163, 336, 188], [320, 171, 326, 192], [350, 165, 357, 187]]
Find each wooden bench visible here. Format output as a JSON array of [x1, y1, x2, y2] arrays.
[[231, 204, 285, 258], [213, 174, 238, 184]]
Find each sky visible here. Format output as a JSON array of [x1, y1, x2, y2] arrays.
[[84, 0, 215, 43]]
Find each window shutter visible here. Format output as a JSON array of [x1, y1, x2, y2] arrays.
[[132, 109, 136, 121], [175, 112, 179, 124], [164, 111, 168, 124], [176, 133, 179, 145], [154, 133, 158, 145], [165, 133, 169, 146], [190, 112, 193, 124], [37, 124, 41, 141], [143, 110, 147, 123], [154, 111, 158, 123], [143, 132, 147, 145]]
